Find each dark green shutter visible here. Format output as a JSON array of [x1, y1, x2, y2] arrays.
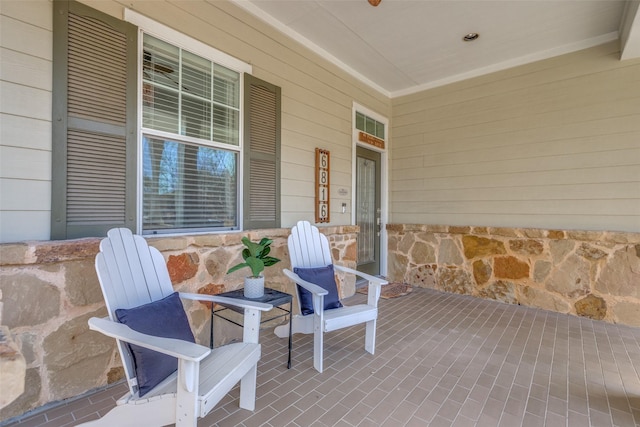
[[51, 0, 137, 239], [243, 75, 281, 229]]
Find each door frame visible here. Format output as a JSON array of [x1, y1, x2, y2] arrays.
[[351, 102, 388, 277]]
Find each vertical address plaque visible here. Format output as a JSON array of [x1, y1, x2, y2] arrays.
[[315, 148, 330, 223]]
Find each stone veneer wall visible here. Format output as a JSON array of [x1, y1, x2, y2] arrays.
[[387, 224, 640, 327], [0, 225, 358, 422]]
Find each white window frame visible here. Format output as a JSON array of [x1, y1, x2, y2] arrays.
[[351, 102, 389, 276], [125, 10, 252, 234]]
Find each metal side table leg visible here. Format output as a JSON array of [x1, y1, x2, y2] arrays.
[[210, 308, 214, 349], [287, 300, 293, 369]]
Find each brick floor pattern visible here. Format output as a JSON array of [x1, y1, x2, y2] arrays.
[[5, 287, 640, 427]]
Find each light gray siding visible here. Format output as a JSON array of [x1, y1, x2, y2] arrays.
[[0, 1, 53, 242], [391, 42, 640, 232], [0, 0, 390, 243], [90, 0, 390, 229], [3, 0, 638, 242]]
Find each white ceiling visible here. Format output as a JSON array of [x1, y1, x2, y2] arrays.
[[233, 0, 640, 97]]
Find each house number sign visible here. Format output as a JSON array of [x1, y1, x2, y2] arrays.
[[315, 148, 330, 223]]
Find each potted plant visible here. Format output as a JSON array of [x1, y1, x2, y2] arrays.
[[227, 236, 281, 298]]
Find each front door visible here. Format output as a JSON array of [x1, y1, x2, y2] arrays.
[[355, 146, 381, 276]]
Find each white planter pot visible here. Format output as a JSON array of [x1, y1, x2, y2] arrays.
[[244, 276, 265, 298]]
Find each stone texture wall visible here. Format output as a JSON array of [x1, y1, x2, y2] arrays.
[[387, 224, 640, 326], [0, 225, 357, 422]]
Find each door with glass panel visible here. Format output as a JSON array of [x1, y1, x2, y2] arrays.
[[356, 146, 381, 276]]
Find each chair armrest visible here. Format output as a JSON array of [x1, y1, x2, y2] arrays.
[[333, 265, 388, 307], [88, 317, 210, 362], [284, 268, 326, 316], [283, 269, 329, 295], [333, 265, 388, 286], [179, 292, 273, 311]]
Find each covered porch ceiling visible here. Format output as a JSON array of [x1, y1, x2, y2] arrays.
[[233, 0, 640, 97]]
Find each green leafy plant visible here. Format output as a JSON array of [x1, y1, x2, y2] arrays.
[[227, 237, 281, 278]]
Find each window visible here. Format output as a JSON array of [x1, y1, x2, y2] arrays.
[[355, 111, 385, 139], [52, 2, 280, 239], [142, 137, 238, 231], [141, 34, 242, 233]]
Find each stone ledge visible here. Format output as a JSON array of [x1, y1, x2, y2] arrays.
[[387, 224, 640, 243], [0, 244, 31, 266], [0, 238, 100, 266], [0, 224, 362, 267]]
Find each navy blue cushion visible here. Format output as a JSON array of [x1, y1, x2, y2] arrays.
[[294, 264, 343, 316], [115, 292, 195, 397]]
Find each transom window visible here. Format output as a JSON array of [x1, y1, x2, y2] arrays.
[[355, 111, 385, 139]]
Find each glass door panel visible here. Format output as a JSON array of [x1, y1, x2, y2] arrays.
[[356, 146, 381, 276]]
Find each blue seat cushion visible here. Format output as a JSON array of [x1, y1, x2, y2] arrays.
[[115, 292, 195, 397], [294, 264, 343, 316]]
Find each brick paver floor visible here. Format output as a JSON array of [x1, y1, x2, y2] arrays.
[[4, 287, 640, 427]]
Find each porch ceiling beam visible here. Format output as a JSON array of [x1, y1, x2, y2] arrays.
[[620, 0, 640, 60]]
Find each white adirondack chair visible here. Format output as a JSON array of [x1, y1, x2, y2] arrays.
[[81, 228, 272, 427], [274, 221, 388, 372]]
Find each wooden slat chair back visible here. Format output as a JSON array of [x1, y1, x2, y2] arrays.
[[286, 220, 333, 305], [96, 228, 174, 385], [81, 228, 271, 427], [275, 221, 388, 372]]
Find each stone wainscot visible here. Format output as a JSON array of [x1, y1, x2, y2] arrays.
[[0, 226, 358, 422], [387, 224, 640, 326], [2, 223, 639, 422]]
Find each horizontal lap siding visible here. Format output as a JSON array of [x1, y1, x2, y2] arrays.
[[1, 0, 391, 243], [391, 42, 640, 232], [86, 0, 390, 228], [0, 1, 53, 242]]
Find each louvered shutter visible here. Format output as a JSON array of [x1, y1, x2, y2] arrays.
[[52, 1, 137, 239], [243, 75, 281, 229]]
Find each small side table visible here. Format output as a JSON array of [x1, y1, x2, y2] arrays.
[[211, 287, 293, 369]]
